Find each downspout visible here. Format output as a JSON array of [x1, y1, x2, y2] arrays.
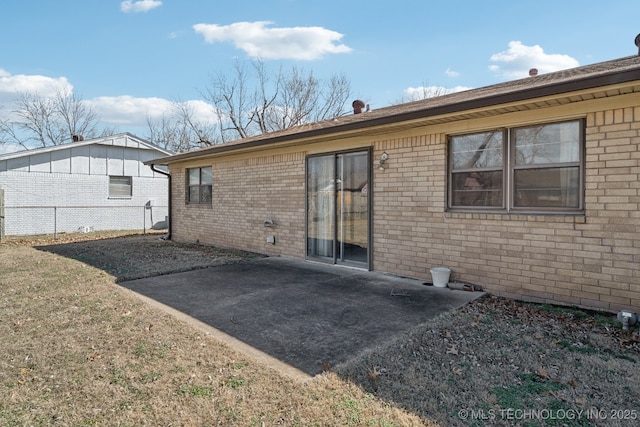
[[150, 164, 172, 240]]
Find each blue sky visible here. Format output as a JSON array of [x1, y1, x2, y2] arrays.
[[1, 0, 638, 152]]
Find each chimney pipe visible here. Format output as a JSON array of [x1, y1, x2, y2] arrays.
[[635, 33, 640, 55], [72, 135, 84, 142], [529, 68, 538, 77], [352, 99, 365, 114]]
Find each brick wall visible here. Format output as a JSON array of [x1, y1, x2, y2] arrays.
[[372, 107, 639, 312], [168, 106, 639, 313], [171, 152, 306, 256]]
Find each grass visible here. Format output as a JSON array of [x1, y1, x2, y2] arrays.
[[336, 295, 640, 427], [1, 232, 639, 426], [492, 373, 564, 410], [178, 384, 214, 397], [0, 237, 429, 426], [536, 303, 619, 327]]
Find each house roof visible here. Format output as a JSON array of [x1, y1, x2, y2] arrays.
[[149, 54, 640, 165], [0, 132, 172, 161]]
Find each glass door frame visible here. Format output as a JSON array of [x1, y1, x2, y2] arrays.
[[305, 147, 372, 270]]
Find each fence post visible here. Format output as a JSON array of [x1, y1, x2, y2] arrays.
[[143, 206, 146, 235], [54, 206, 57, 239]]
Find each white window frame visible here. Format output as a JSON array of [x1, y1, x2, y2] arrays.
[[109, 176, 132, 198]]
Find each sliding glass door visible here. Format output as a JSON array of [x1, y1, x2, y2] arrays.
[[306, 150, 370, 267], [307, 155, 335, 259]]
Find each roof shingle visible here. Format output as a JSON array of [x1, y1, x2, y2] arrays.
[[150, 55, 640, 164]]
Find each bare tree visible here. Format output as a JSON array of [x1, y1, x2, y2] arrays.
[[202, 61, 255, 142], [146, 101, 219, 153], [315, 73, 351, 121], [172, 100, 219, 147], [202, 59, 352, 141], [14, 92, 60, 147], [0, 113, 31, 150], [394, 82, 448, 104], [146, 114, 179, 152], [249, 60, 279, 136], [0, 89, 102, 148], [55, 90, 99, 141], [265, 66, 319, 131]]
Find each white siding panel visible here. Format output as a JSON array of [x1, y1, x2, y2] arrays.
[[108, 147, 125, 176], [125, 136, 140, 149], [113, 136, 127, 147], [71, 146, 91, 174], [139, 150, 156, 177], [51, 149, 71, 173], [143, 164, 156, 178], [29, 152, 51, 172], [90, 145, 108, 175], [123, 148, 139, 176], [6, 157, 29, 171]]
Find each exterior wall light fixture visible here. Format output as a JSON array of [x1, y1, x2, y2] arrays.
[[378, 152, 388, 170]]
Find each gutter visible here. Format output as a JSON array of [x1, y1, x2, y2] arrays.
[[150, 164, 172, 240]]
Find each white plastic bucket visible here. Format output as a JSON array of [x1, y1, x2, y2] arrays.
[[430, 267, 451, 288]]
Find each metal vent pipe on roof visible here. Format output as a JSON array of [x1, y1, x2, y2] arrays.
[[635, 33, 640, 55]]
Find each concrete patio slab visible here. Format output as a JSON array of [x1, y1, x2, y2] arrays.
[[119, 257, 483, 377]]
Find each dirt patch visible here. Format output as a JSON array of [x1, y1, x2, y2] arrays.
[[33, 231, 263, 281], [2, 232, 639, 426]]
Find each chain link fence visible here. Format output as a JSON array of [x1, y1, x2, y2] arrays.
[[0, 204, 168, 241]]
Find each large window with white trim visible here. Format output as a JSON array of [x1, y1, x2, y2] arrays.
[[449, 120, 583, 212]]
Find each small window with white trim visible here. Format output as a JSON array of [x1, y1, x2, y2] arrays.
[[109, 176, 132, 198]]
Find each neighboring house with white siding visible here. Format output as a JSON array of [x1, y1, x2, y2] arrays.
[[0, 133, 171, 238]]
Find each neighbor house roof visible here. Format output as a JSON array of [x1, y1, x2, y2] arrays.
[[148, 55, 640, 166], [0, 132, 172, 161]]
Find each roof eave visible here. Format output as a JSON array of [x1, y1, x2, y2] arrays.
[[147, 65, 640, 166], [1, 132, 173, 161]]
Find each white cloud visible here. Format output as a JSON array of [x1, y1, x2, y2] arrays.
[[193, 21, 352, 60], [175, 100, 217, 123], [0, 69, 219, 146], [120, 0, 162, 13], [0, 69, 213, 130], [0, 69, 73, 117], [86, 95, 173, 125], [445, 68, 460, 78], [403, 85, 472, 101], [0, 69, 72, 98], [489, 41, 579, 79], [86, 96, 215, 127]]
